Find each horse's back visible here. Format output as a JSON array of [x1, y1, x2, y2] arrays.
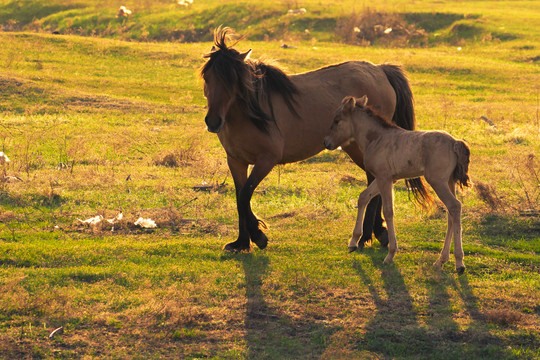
[[294, 61, 395, 111], [274, 61, 397, 163]]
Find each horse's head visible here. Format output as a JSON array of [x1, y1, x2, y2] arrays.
[[201, 27, 252, 133], [324, 95, 368, 150]]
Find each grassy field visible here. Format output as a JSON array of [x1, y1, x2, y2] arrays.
[[0, 0, 539, 359]]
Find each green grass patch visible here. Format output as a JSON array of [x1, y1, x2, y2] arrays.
[[0, 1, 539, 358]]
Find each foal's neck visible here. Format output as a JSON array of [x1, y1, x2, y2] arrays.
[[353, 111, 390, 150]]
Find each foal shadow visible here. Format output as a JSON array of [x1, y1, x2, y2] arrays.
[[354, 251, 507, 358], [353, 254, 426, 356], [224, 252, 336, 359]]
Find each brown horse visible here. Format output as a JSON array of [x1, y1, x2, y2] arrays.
[[324, 96, 471, 274], [200, 27, 420, 252]]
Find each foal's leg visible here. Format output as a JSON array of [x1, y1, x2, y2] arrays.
[[377, 179, 398, 264], [342, 145, 387, 247], [429, 179, 465, 274], [433, 180, 454, 270], [348, 180, 380, 252]]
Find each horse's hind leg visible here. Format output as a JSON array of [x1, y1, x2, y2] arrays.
[[349, 180, 380, 252]]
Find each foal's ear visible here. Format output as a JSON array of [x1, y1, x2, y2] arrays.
[[240, 49, 252, 61], [342, 96, 356, 113], [358, 95, 368, 107]]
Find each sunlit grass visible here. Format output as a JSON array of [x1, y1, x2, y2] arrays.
[[0, 1, 539, 357]]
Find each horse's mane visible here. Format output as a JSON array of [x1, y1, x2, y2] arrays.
[[200, 27, 299, 133], [357, 103, 399, 129]]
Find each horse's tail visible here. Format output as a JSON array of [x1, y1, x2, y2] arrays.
[[453, 140, 472, 189], [381, 64, 429, 206], [380, 63, 415, 131], [405, 177, 433, 209]]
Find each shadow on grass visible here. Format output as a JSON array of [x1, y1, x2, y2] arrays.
[[353, 251, 514, 359], [224, 252, 337, 359], [477, 214, 540, 242]]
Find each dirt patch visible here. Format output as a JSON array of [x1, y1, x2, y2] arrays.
[[484, 309, 523, 326], [66, 207, 228, 237], [336, 9, 428, 47], [154, 146, 200, 168]]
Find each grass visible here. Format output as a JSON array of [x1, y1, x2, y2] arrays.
[[0, 0, 539, 359]]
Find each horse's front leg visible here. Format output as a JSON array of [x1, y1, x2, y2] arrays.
[[224, 156, 250, 252], [349, 180, 380, 252], [237, 154, 277, 250]]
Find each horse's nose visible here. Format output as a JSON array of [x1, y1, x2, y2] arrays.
[[205, 115, 224, 133], [324, 138, 332, 150]]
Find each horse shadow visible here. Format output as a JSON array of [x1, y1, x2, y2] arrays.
[[223, 252, 338, 359], [354, 250, 507, 359]]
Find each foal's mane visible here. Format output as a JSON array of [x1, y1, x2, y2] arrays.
[[200, 27, 299, 133], [356, 103, 399, 129]]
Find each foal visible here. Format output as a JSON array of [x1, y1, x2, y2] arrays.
[[324, 96, 471, 274]]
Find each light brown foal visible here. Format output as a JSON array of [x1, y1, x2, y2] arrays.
[[324, 96, 471, 274]]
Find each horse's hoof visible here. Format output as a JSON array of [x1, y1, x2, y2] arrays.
[[251, 230, 268, 250], [456, 266, 466, 275], [223, 241, 251, 253], [375, 228, 389, 248], [348, 246, 358, 253], [358, 235, 371, 249]]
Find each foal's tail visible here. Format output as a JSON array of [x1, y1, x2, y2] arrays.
[[453, 140, 471, 189]]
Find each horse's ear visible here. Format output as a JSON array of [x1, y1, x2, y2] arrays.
[[358, 95, 368, 107], [240, 49, 252, 61], [202, 45, 217, 58], [342, 96, 356, 113]]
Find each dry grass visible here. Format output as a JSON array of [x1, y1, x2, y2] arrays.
[[484, 309, 524, 327], [336, 8, 428, 47], [474, 153, 540, 214], [475, 181, 505, 212]]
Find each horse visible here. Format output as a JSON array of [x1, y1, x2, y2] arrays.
[[200, 26, 421, 252], [324, 95, 471, 274]]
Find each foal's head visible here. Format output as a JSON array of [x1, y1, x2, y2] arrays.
[[200, 27, 252, 133], [324, 96, 368, 150]]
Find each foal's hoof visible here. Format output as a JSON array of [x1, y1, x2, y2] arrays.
[[348, 246, 358, 253], [375, 228, 389, 248], [456, 266, 466, 275], [251, 230, 268, 250], [223, 241, 251, 253]]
